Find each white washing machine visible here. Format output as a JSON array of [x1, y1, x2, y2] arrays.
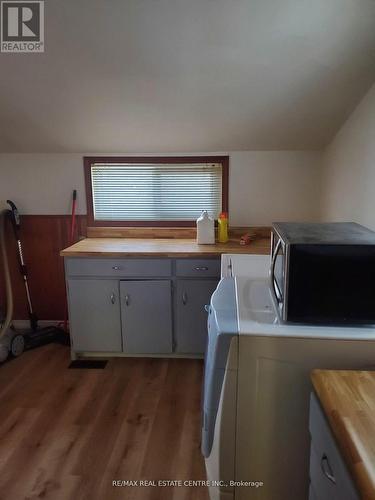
[[202, 254, 375, 500]]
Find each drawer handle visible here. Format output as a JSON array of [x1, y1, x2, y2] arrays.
[[182, 292, 188, 305], [321, 454, 336, 484], [110, 293, 116, 305], [112, 266, 123, 270], [124, 294, 130, 306], [195, 266, 209, 271]]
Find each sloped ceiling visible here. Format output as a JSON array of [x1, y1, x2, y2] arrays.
[[0, 0, 375, 153]]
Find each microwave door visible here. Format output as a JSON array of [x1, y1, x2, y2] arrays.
[[270, 231, 275, 266], [270, 239, 283, 304]]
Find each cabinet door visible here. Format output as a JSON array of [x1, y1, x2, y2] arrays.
[[68, 279, 122, 352], [175, 279, 218, 354], [120, 280, 172, 354]]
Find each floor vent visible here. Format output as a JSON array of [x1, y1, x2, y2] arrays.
[[69, 360, 108, 369]]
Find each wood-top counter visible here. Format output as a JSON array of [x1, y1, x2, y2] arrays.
[[311, 370, 375, 500], [60, 237, 270, 258]]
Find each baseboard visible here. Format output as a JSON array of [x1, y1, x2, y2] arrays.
[[12, 319, 63, 329]]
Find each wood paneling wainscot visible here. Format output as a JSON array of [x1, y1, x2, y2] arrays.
[[0, 215, 87, 320]]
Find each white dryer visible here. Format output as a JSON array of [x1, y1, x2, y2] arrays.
[[203, 254, 375, 500]]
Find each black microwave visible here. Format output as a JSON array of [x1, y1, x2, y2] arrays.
[[270, 222, 375, 325]]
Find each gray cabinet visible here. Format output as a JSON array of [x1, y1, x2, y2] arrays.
[[65, 256, 220, 357], [175, 259, 221, 277], [175, 279, 218, 353], [309, 392, 359, 500], [66, 258, 172, 277], [120, 280, 173, 354], [68, 279, 122, 352]]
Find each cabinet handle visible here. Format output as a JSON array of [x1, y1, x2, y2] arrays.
[[112, 266, 123, 270], [182, 291, 188, 305], [195, 266, 209, 271], [320, 454, 336, 484], [124, 294, 130, 306], [110, 293, 116, 305]]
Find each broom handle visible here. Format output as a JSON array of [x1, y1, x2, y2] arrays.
[[63, 190, 77, 333], [70, 190, 77, 244]]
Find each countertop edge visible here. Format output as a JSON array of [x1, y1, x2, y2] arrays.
[[59, 237, 271, 257], [60, 250, 256, 258]]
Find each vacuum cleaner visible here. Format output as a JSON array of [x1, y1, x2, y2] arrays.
[[0, 206, 21, 361], [0, 201, 67, 362]]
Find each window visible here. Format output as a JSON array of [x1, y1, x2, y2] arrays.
[[84, 156, 229, 227]]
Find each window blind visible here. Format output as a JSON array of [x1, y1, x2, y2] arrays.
[[91, 163, 223, 221]]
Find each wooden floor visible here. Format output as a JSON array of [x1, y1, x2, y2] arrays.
[[0, 345, 209, 500]]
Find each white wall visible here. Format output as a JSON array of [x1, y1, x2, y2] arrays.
[[320, 83, 375, 229], [0, 154, 86, 215], [229, 151, 321, 225], [0, 151, 322, 225]]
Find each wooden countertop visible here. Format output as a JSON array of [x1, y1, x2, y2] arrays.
[[60, 237, 270, 257], [311, 370, 375, 500]]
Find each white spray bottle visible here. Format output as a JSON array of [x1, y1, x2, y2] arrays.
[[196, 210, 215, 244]]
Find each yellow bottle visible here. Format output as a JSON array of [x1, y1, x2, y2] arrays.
[[218, 212, 229, 243]]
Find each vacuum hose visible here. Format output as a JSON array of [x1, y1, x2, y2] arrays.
[[0, 210, 13, 339]]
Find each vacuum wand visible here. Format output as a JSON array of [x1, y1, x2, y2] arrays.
[[6, 200, 38, 331], [0, 210, 13, 340]]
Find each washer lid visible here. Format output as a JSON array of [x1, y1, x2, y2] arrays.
[[210, 277, 238, 336]]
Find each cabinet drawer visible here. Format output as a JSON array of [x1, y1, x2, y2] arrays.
[[175, 259, 220, 277], [309, 392, 359, 500], [65, 258, 172, 277]]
